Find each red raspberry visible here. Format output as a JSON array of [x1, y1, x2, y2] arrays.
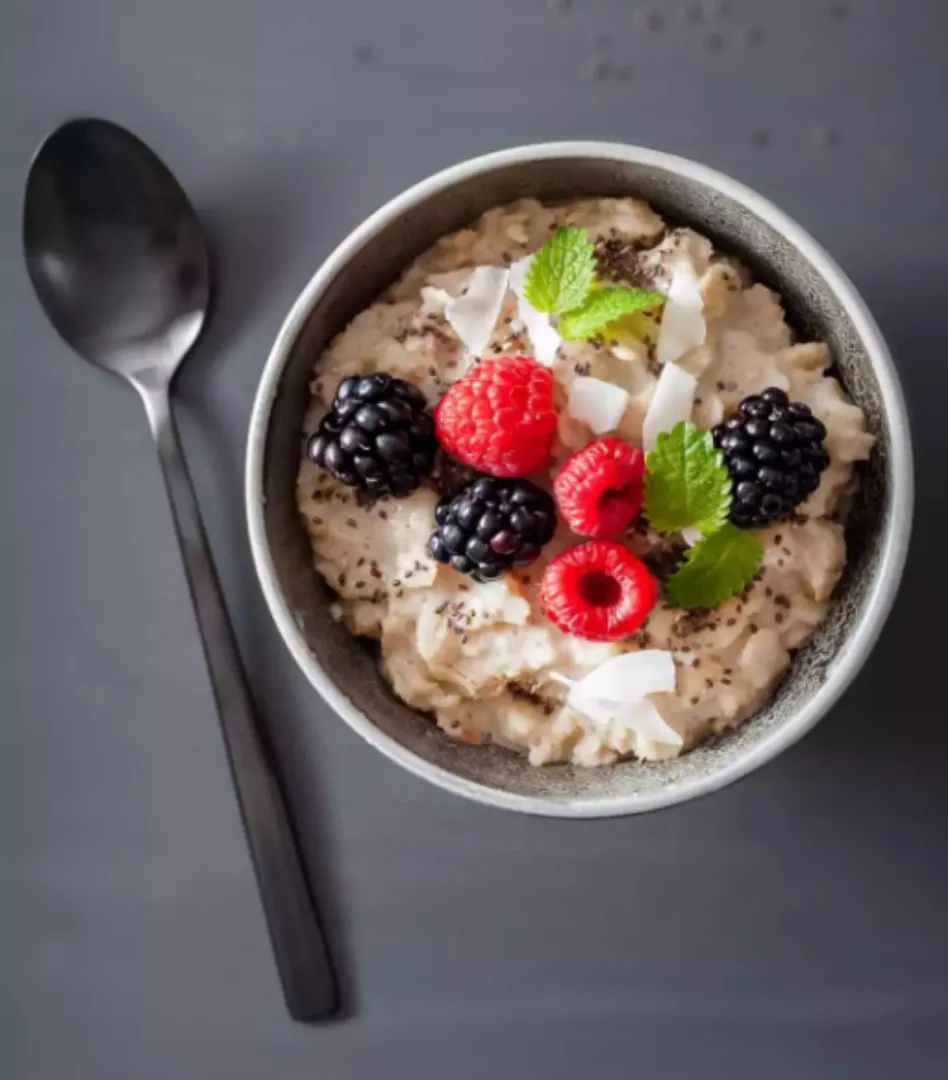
[[434, 356, 557, 477], [540, 541, 657, 642], [553, 437, 645, 538]]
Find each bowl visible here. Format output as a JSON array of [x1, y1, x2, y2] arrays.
[[246, 142, 912, 817]]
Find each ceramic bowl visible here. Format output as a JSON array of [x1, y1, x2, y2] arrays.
[[246, 142, 912, 817]]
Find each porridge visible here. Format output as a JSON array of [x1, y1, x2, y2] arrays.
[[296, 197, 874, 767]]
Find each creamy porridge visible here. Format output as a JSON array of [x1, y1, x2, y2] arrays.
[[296, 197, 874, 767]]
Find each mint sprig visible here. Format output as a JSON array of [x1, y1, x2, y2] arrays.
[[559, 286, 666, 341], [524, 226, 597, 314], [643, 422, 733, 536], [524, 227, 664, 342], [665, 524, 764, 611], [642, 421, 763, 609]]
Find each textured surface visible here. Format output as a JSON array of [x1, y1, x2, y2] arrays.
[[4, 0, 948, 1077], [260, 151, 894, 803]]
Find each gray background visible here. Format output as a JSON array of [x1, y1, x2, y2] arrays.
[[4, 1, 947, 1077]]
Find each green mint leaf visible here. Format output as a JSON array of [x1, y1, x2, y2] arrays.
[[643, 422, 733, 535], [524, 226, 597, 314], [558, 286, 666, 341], [665, 524, 764, 611]]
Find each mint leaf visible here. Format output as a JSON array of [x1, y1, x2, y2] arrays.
[[559, 286, 666, 341], [643, 421, 732, 535], [524, 226, 597, 314], [665, 524, 764, 611]]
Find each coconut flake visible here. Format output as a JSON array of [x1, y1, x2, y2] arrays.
[[444, 266, 509, 358], [509, 255, 562, 367], [568, 651, 680, 746], [568, 650, 676, 704], [420, 285, 454, 311], [681, 526, 703, 547], [642, 362, 698, 451], [567, 376, 629, 434], [656, 263, 706, 367], [550, 651, 681, 747], [508, 255, 531, 298], [616, 700, 684, 747], [574, 696, 683, 747]]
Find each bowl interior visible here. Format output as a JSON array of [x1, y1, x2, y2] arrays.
[[256, 153, 891, 807]]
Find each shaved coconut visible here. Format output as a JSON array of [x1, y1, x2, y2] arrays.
[[444, 266, 509, 358], [568, 376, 630, 434], [642, 362, 698, 451], [421, 285, 453, 311], [509, 255, 562, 367], [568, 650, 676, 704], [519, 298, 561, 367], [656, 263, 706, 367], [615, 700, 683, 747], [681, 526, 703, 547], [574, 696, 683, 747], [508, 255, 531, 296], [549, 651, 681, 747]]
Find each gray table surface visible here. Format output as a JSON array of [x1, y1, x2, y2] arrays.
[[4, 1, 947, 1076]]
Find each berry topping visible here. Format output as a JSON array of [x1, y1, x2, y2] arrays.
[[712, 387, 829, 527], [553, 436, 646, 538], [307, 373, 436, 496], [427, 476, 556, 582], [433, 356, 557, 477], [540, 541, 657, 642]]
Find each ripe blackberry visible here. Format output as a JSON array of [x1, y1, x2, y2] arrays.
[[713, 387, 829, 528], [307, 373, 436, 496], [427, 476, 556, 582]]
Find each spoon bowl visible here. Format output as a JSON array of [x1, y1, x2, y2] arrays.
[[23, 118, 335, 1020], [24, 118, 209, 380]]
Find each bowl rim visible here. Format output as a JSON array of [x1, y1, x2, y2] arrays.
[[245, 140, 913, 818]]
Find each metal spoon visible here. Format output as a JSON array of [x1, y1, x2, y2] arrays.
[[23, 118, 337, 1021]]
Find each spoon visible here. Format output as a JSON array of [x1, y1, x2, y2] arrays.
[[23, 118, 337, 1021]]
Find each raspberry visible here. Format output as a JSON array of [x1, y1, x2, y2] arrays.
[[540, 541, 657, 642], [553, 436, 645, 538], [434, 356, 557, 477]]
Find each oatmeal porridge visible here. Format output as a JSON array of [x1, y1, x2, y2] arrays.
[[296, 197, 874, 767]]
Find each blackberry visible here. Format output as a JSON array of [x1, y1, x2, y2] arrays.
[[307, 373, 436, 496], [427, 476, 557, 582], [713, 387, 830, 528]]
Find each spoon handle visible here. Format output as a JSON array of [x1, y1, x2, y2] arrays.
[[137, 379, 337, 1022]]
